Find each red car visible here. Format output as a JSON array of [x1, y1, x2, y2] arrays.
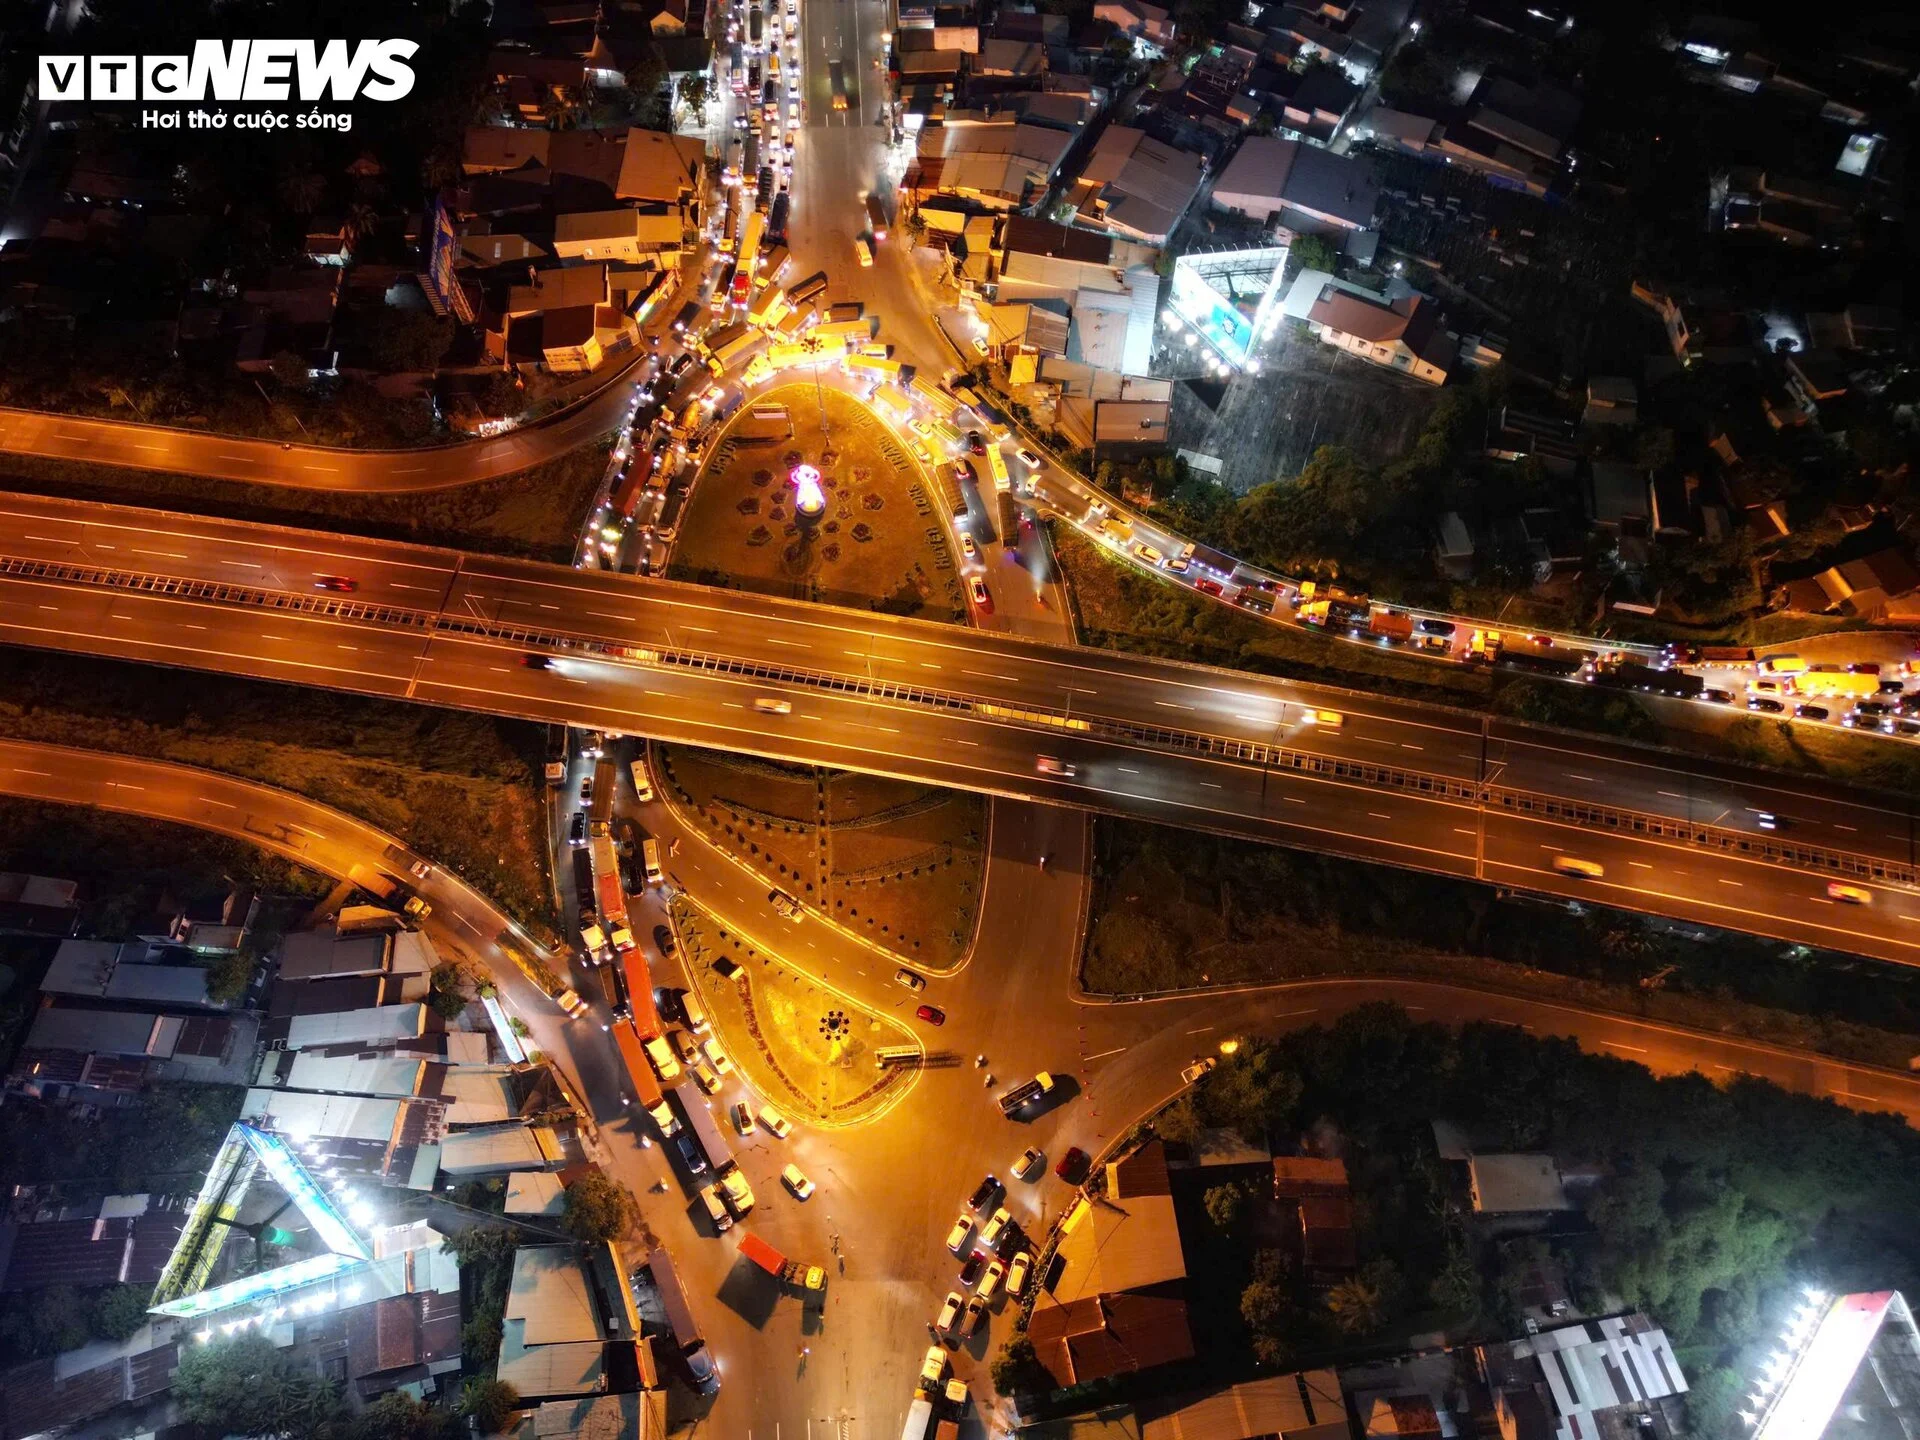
[[1193, 578, 1223, 596], [916, 1004, 945, 1025], [313, 575, 358, 593], [1054, 1146, 1087, 1181]]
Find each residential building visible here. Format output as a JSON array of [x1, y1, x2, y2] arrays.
[[1467, 1153, 1575, 1224], [1279, 65, 1360, 142], [1477, 1315, 1688, 1440], [995, 217, 1148, 304], [553, 208, 686, 265], [1582, 377, 1638, 427], [614, 129, 707, 210], [0, 1194, 185, 1295], [1068, 126, 1206, 244], [1589, 463, 1649, 536], [516, 1395, 669, 1440], [1804, 547, 1920, 623], [0, 872, 79, 936], [1212, 135, 1380, 231], [1140, 1370, 1350, 1440], [1305, 285, 1454, 384], [499, 1244, 609, 1401], [1027, 1140, 1194, 1389], [8, 1006, 255, 1098], [38, 938, 225, 1009], [1095, 0, 1176, 50]]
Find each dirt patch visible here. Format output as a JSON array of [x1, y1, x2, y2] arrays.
[[668, 383, 965, 621], [670, 895, 916, 1127], [656, 744, 986, 969]]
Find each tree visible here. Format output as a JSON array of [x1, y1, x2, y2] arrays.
[[89, 1283, 155, 1342], [351, 1391, 459, 1440], [1290, 234, 1338, 275], [562, 1170, 637, 1243], [1203, 1183, 1244, 1232], [1325, 1260, 1407, 1337], [678, 72, 710, 114], [989, 1335, 1052, 1398], [428, 961, 472, 1020], [1240, 1278, 1286, 1332], [268, 351, 311, 391], [173, 1333, 346, 1436], [461, 1378, 522, 1434], [342, 307, 452, 375], [1155, 1095, 1202, 1146], [1428, 1244, 1482, 1317]]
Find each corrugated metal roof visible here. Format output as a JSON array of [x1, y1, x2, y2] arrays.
[[507, 1246, 601, 1346]]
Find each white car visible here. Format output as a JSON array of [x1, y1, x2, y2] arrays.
[[703, 1036, 733, 1074], [945, 1212, 974, 1254], [920, 1344, 948, 1386], [1181, 1057, 1217, 1085], [1006, 1250, 1033, 1300], [781, 1162, 816, 1199], [759, 1105, 793, 1138], [719, 1167, 755, 1216], [961, 533, 977, 559], [1014, 1147, 1045, 1181], [692, 1062, 722, 1094], [979, 1206, 1011, 1253], [975, 1258, 1005, 1300], [936, 1290, 965, 1335], [731, 1101, 756, 1136]]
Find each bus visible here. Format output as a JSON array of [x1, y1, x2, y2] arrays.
[[864, 192, 888, 240], [985, 443, 1010, 494], [829, 59, 848, 110]]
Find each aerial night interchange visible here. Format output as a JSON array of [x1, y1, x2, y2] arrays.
[[0, 1, 1917, 1438]]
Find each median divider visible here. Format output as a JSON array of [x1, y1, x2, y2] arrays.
[[5, 549, 1909, 890]]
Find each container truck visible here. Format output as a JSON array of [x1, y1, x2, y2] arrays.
[[829, 59, 847, 109], [737, 1230, 826, 1291], [646, 1248, 720, 1394], [681, 1090, 735, 1172], [622, 954, 662, 1037], [612, 1020, 679, 1133], [997, 491, 1021, 553], [901, 1398, 935, 1440], [1793, 671, 1881, 699], [864, 192, 888, 239], [1367, 610, 1414, 643]]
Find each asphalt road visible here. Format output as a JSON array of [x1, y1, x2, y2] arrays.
[[0, 347, 653, 494], [2, 489, 1917, 964], [12, 733, 1915, 1436]]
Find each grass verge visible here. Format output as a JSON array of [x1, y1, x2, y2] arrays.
[[1083, 818, 1920, 1071], [655, 743, 986, 969], [0, 652, 557, 939], [670, 894, 916, 1125], [0, 436, 612, 563]]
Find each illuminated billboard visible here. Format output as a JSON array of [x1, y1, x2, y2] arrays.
[[1748, 1291, 1920, 1440], [1167, 246, 1290, 371]]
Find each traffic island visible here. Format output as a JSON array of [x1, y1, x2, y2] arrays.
[[655, 743, 986, 970], [669, 894, 918, 1128], [667, 382, 966, 622]]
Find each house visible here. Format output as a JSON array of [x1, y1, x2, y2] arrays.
[[499, 1245, 608, 1401], [614, 128, 706, 210], [0, 872, 80, 936], [1069, 126, 1205, 244], [1280, 65, 1359, 141], [996, 217, 1131, 302], [553, 209, 685, 265], [1305, 285, 1453, 384], [1095, 0, 1175, 49], [1631, 282, 1691, 360], [1805, 547, 1920, 622], [1466, 1153, 1574, 1224], [1212, 135, 1379, 231], [1272, 1157, 1357, 1281], [8, 1006, 252, 1098], [1427, 74, 1579, 197], [1476, 1314, 1688, 1440], [977, 37, 1046, 78], [649, 0, 689, 33], [0, 1195, 185, 1294], [1140, 1370, 1349, 1440], [517, 1395, 669, 1440], [1093, 400, 1170, 448], [1588, 463, 1649, 536], [1027, 1141, 1194, 1389], [463, 126, 556, 176], [920, 121, 1080, 211], [1582, 377, 1637, 426]]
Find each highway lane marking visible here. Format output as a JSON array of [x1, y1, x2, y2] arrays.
[[215, 454, 256, 462], [201, 799, 234, 808], [1453, 827, 1476, 836], [10, 769, 50, 777], [1083, 1045, 1126, 1061], [1565, 773, 1596, 783], [1718, 879, 1743, 887], [301, 466, 339, 474], [920, 662, 941, 670], [1185, 1025, 1214, 1034], [1657, 791, 1685, 799], [36, 605, 55, 611], [1401, 743, 1424, 751], [1600, 1041, 1648, 1054], [0, 503, 449, 574], [1155, 701, 1192, 710], [108, 782, 144, 791], [135, 550, 189, 560], [1630, 861, 1653, 869], [1118, 766, 1139, 773], [24, 535, 63, 543], [1368, 812, 1391, 820], [1201, 782, 1223, 789], [132, 444, 166, 452], [220, 561, 261, 569], [766, 639, 811, 649]]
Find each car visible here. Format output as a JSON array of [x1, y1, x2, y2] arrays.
[[1704, 687, 1734, 703], [314, 575, 358, 592], [630, 759, 655, 802], [760, 1105, 794, 1138], [1006, 1250, 1033, 1299], [1753, 678, 1782, 693], [702, 1036, 733, 1074], [971, 336, 989, 356], [409, 859, 433, 880], [1036, 756, 1076, 777], [854, 238, 873, 267], [644, 1035, 680, 1081], [719, 1168, 755, 1216], [954, 458, 978, 483], [936, 1291, 965, 1335], [921, 1345, 949, 1387], [653, 924, 677, 957], [965, 431, 987, 455], [1828, 882, 1873, 905], [1181, 1057, 1217, 1085], [960, 533, 977, 559], [403, 895, 432, 919], [1194, 577, 1224, 596], [1054, 1146, 1086, 1181], [692, 1061, 722, 1093], [946, 1212, 974, 1254], [569, 812, 588, 847], [1748, 696, 1786, 713], [911, 417, 935, 438], [731, 1101, 756, 1135], [673, 1029, 703, 1065], [969, 576, 993, 613], [698, 1182, 733, 1231], [912, 441, 934, 463], [1017, 448, 1043, 469], [916, 1003, 946, 1025], [753, 696, 793, 714], [1850, 662, 1883, 675], [520, 652, 553, 669], [1302, 709, 1345, 728], [976, 1258, 1005, 1300], [1551, 856, 1605, 880], [780, 1162, 816, 1198], [961, 1294, 989, 1337], [1754, 811, 1781, 831], [958, 1252, 985, 1287], [579, 775, 594, 804], [979, 1206, 1012, 1252], [1133, 542, 1164, 565], [968, 1175, 1005, 1212], [895, 967, 927, 991], [555, 987, 589, 1018], [769, 888, 804, 921], [1014, 1147, 1045, 1181]]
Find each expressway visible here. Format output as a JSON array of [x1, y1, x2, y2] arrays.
[[1, 488, 1917, 965]]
